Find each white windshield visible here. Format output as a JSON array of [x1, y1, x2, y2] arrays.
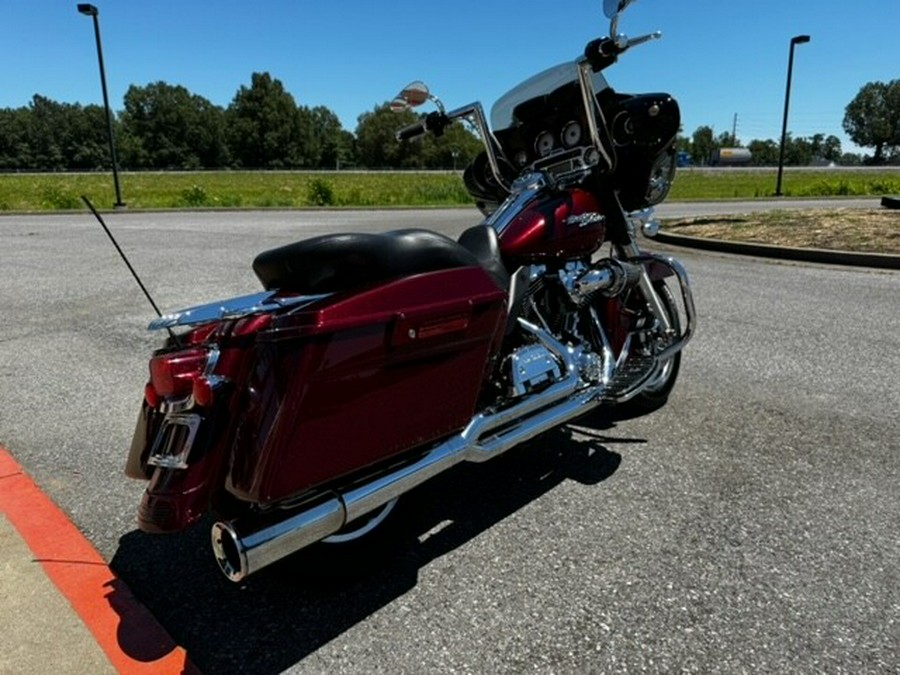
[[490, 61, 609, 132]]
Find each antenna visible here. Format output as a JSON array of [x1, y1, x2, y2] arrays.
[[81, 195, 181, 346]]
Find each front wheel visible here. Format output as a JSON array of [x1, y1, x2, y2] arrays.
[[614, 281, 681, 418]]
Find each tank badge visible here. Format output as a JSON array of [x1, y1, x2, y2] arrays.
[[565, 212, 606, 228]]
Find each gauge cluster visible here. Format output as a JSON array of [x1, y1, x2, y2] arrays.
[[491, 77, 598, 174], [509, 119, 585, 165], [493, 116, 603, 186], [531, 120, 585, 159], [495, 117, 598, 183]]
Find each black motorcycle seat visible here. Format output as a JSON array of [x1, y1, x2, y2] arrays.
[[253, 228, 504, 294]]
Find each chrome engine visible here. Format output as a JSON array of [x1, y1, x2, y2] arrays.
[[507, 343, 563, 396], [559, 258, 644, 305]]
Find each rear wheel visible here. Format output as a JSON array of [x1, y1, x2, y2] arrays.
[[321, 497, 399, 545]]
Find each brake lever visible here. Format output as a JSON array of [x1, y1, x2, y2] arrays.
[[623, 31, 662, 50], [586, 30, 662, 71]]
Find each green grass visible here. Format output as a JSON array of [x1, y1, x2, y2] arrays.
[[1, 168, 899, 212], [0, 171, 473, 212], [669, 168, 900, 200]]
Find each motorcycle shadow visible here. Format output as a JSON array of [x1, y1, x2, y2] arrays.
[[111, 413, 639, 675]]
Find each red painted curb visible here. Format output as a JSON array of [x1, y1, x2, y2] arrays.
[[0, 446, 198, 674]]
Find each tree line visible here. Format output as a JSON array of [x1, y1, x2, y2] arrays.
[[680, 79, 900, 167], [3, 73, 898, 171], [0, 72, 483, 172], [681, 127, 850, 167]]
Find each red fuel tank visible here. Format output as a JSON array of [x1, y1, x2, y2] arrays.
[[498, 188, 605, 264]]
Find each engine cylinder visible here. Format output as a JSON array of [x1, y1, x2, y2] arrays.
[[573, 259, 642, 301]]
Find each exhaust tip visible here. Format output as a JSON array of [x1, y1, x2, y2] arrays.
[[211, 521, 247, 582]]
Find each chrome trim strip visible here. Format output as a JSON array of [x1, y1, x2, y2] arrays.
[[148, 292, 332, 331], [204, 345, 220, 375]]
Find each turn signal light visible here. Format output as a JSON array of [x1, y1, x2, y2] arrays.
[[144, 382, 160, 408], [149, 348, 208, 398], [192, 376, 215, 407]]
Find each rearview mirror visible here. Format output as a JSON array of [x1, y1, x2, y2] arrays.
[[390, 81, 431, 113], [603, 0, 636, 38], [603, 0, 634, 18]]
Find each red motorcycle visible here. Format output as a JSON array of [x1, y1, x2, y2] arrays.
[[125, 0, 695, 582]]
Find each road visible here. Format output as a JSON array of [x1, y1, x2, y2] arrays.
[[1, 207, 898, 673]]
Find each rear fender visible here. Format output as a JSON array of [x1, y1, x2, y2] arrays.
[[134, 387, 236, 533], [128, 317, 270, 533], [125, 400, 161, 481]]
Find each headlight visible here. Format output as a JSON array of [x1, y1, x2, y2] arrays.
[[645, 149, 677, 206]]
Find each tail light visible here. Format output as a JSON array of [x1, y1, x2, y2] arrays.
[[149, 348, 209, 399], [185, 323, 220, 345], [192, 376, 217, 407], [144, 316, 268, 407]]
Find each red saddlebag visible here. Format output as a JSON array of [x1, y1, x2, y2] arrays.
[[226, 266, 507, 504]]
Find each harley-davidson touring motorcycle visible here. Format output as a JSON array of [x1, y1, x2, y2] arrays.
[[124, 0, 695, 582]]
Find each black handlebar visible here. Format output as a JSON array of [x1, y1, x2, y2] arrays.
[[395, 111, 451, 142], [396, 122, 426, 142]]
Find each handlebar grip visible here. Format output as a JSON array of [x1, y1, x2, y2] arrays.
[[584, 37, 618, 58], [584, 37, 620, 71], [396, 122, 426, 142]]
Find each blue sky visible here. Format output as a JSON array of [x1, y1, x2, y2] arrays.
[[2, 1, 898, 154]]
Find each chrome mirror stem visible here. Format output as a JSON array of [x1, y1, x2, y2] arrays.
[[577, 60, 615, 172]]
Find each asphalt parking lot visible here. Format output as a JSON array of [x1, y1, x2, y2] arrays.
[[1, 207, 898, 673]]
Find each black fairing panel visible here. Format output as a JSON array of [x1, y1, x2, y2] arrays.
[[610, 92, 680, 149], [608, 92, 680, 211]]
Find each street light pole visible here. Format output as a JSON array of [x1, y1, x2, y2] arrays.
[[77, 3, 125, 208], [775, 34, 810, 197]]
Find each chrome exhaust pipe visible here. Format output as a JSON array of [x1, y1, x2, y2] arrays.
[[210, 321, 609, 582], [211, 497, 346, 582], [211, 382, 605, 582]]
